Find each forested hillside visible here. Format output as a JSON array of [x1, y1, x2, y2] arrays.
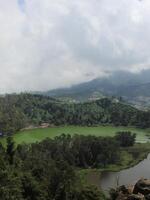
[[0, 93, 150, 135], [42, 70, 150, 108]]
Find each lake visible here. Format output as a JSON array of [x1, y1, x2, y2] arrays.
[[88, 154, 150, 192]]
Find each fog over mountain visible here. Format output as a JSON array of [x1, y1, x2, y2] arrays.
[[42, 69, 150, 108], [0, 0, 150, 93]]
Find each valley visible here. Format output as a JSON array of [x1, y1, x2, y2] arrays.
[[2, 0, 150, 199], [0, 93, 150, 200], [1, 125, 150, 145]]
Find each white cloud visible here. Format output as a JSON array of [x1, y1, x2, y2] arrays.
[[0, 0, 150, 93]]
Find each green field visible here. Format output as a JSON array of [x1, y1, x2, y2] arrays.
[[1, 125, 150, 145]]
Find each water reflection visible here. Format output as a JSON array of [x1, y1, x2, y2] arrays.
[[100, 154, 150, 192]]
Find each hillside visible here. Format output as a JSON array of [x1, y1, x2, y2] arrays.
[[41, 70, 150, 108], [0, 93, 150, 135]]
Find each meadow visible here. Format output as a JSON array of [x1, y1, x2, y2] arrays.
[[1, 125, 150, 145]]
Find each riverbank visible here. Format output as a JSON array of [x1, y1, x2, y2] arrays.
[[78, 143, 150, 188]]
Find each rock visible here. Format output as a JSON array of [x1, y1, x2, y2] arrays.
[[145, 194, 150, 200], [114, 186, 139, 200], [119, 185, 130, 194], [127, 194, 145, 200], [115, 193, 144, 200], [133, 178, 150, 196], [110, 179, 150, 200]]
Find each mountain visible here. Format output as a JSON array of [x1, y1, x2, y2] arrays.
[[41, 69, 150, 108]]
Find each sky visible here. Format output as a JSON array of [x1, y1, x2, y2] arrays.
[[0, 0, 150, 93]]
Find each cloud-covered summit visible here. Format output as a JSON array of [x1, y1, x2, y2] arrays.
[[0, 0, 150, 93]]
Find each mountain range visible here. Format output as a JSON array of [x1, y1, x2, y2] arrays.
[[40, 69, 150, 109]]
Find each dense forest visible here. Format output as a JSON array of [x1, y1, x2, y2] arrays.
[[0, 132, 137, 200], [0, 93, 149, 199], [0, 93, 150, 135]]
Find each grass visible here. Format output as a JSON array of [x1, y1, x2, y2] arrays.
[[1, 125, 150, 145], [1, 125, 149, 190]]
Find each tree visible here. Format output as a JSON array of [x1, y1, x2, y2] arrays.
[[74, 186, 106, 200], [0, 169, 23, 200], [115, 131, 136, 147], [6, 137, 15, 164]]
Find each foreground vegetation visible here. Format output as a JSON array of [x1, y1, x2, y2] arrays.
[[1, 93, 150, 136], [0, 132, 149, 200], [0, 134, 119, 200]]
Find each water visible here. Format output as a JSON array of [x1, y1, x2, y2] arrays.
[[100, 154, 150, 192]]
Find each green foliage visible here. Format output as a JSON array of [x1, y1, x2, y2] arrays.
[[0, 93, 150, 136], [109, 188, 119, 200], [115, 131, 136, 147], [0, 93, 148, 200], [0, 135, 121, 199], [0, 95, 26, 135], [0, 162, 23, 200], [73, 186, 106, 200], [37, 134, 121, 168], [6, 137, 15, 164]]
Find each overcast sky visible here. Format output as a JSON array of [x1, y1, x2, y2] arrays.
[[0, 0, 150, 93]]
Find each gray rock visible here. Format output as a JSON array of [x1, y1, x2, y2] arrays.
[[133, 178, 150, 196]]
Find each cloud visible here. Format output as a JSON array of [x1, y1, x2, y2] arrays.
[[0, 0, 150, 93], [18, 0, 25, 12]]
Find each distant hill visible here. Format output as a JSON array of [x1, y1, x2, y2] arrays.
[[40, 69, 150, 108], [1, 93, 150, 135]]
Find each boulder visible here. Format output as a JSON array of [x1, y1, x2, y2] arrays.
[[145, 194, 150, 200], [116, 193, 144, 200], [133, 178, 150, 196], [110, 179, 150, 200], [127, 194, 145, 200]]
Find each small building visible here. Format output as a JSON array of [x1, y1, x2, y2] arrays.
[[40, 123, 49, 128]]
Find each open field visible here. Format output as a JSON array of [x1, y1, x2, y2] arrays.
[[1, 125, 150, 145]]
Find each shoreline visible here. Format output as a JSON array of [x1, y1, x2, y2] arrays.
[[78, 144, 150, 189]]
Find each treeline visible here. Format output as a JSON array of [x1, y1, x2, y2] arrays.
[[0, 133, 135, 200], [0, 135, 122, 200], [0, 96, 26, 135], [32, 134, 121, 168], [0, 93, 150, 135]]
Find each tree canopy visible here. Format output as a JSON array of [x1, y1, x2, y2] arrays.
[[0, 135, 114, 200], [0, 93, 150, 135]]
